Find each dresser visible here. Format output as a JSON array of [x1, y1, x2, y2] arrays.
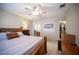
[[61, 33, 79, 55]]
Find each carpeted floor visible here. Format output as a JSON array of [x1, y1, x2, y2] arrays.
[[46, 40, 62, 55]]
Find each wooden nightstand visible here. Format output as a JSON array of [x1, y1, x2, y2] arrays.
[[22, 30, 30, 35]]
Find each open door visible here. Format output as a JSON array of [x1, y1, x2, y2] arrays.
[[59, 21, 67, 39]]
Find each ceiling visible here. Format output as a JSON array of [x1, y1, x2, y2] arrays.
[[0, 3, 70, 20]]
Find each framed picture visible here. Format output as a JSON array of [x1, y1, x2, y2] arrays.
[[44, 24, 53, 29]]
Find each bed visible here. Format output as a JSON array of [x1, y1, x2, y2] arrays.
[[0, 28, 47, 55]]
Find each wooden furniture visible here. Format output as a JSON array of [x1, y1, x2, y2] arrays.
[[34, 30, 40, 36], [32, 36, 47, 55], [0, 27, 22, 32], [61, 33, 79, 55], [0, 28, 47, 55], [22, 30, 30, 35]]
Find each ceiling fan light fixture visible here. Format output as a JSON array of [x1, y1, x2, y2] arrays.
[[24, 4, 46, 16], [35, 7, 40, 11], [32, 11, 39, 15]]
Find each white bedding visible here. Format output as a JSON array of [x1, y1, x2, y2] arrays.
[[0, 35, 43, 55]]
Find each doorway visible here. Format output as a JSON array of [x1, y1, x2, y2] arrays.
[[59, 21, 67, 39]]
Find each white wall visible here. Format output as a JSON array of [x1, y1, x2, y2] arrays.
[[33, 17, 65, 41], [0, 8, 33, 33], [66, 4, 79, 46]]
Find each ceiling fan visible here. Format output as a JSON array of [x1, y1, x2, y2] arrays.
[[24, 4, 46, 16]]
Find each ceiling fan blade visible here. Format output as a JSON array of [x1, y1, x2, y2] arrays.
[[24, 7, 31, 10]]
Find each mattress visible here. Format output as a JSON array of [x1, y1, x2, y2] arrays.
[[0, 35, 43, 55]]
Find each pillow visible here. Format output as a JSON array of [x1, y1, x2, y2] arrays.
[[17, 32, 24, 36], [6, 32, 19, 39], [0, 33, 8, 40]]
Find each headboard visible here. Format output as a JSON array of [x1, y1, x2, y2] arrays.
[[0, 27, 23, 32]]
